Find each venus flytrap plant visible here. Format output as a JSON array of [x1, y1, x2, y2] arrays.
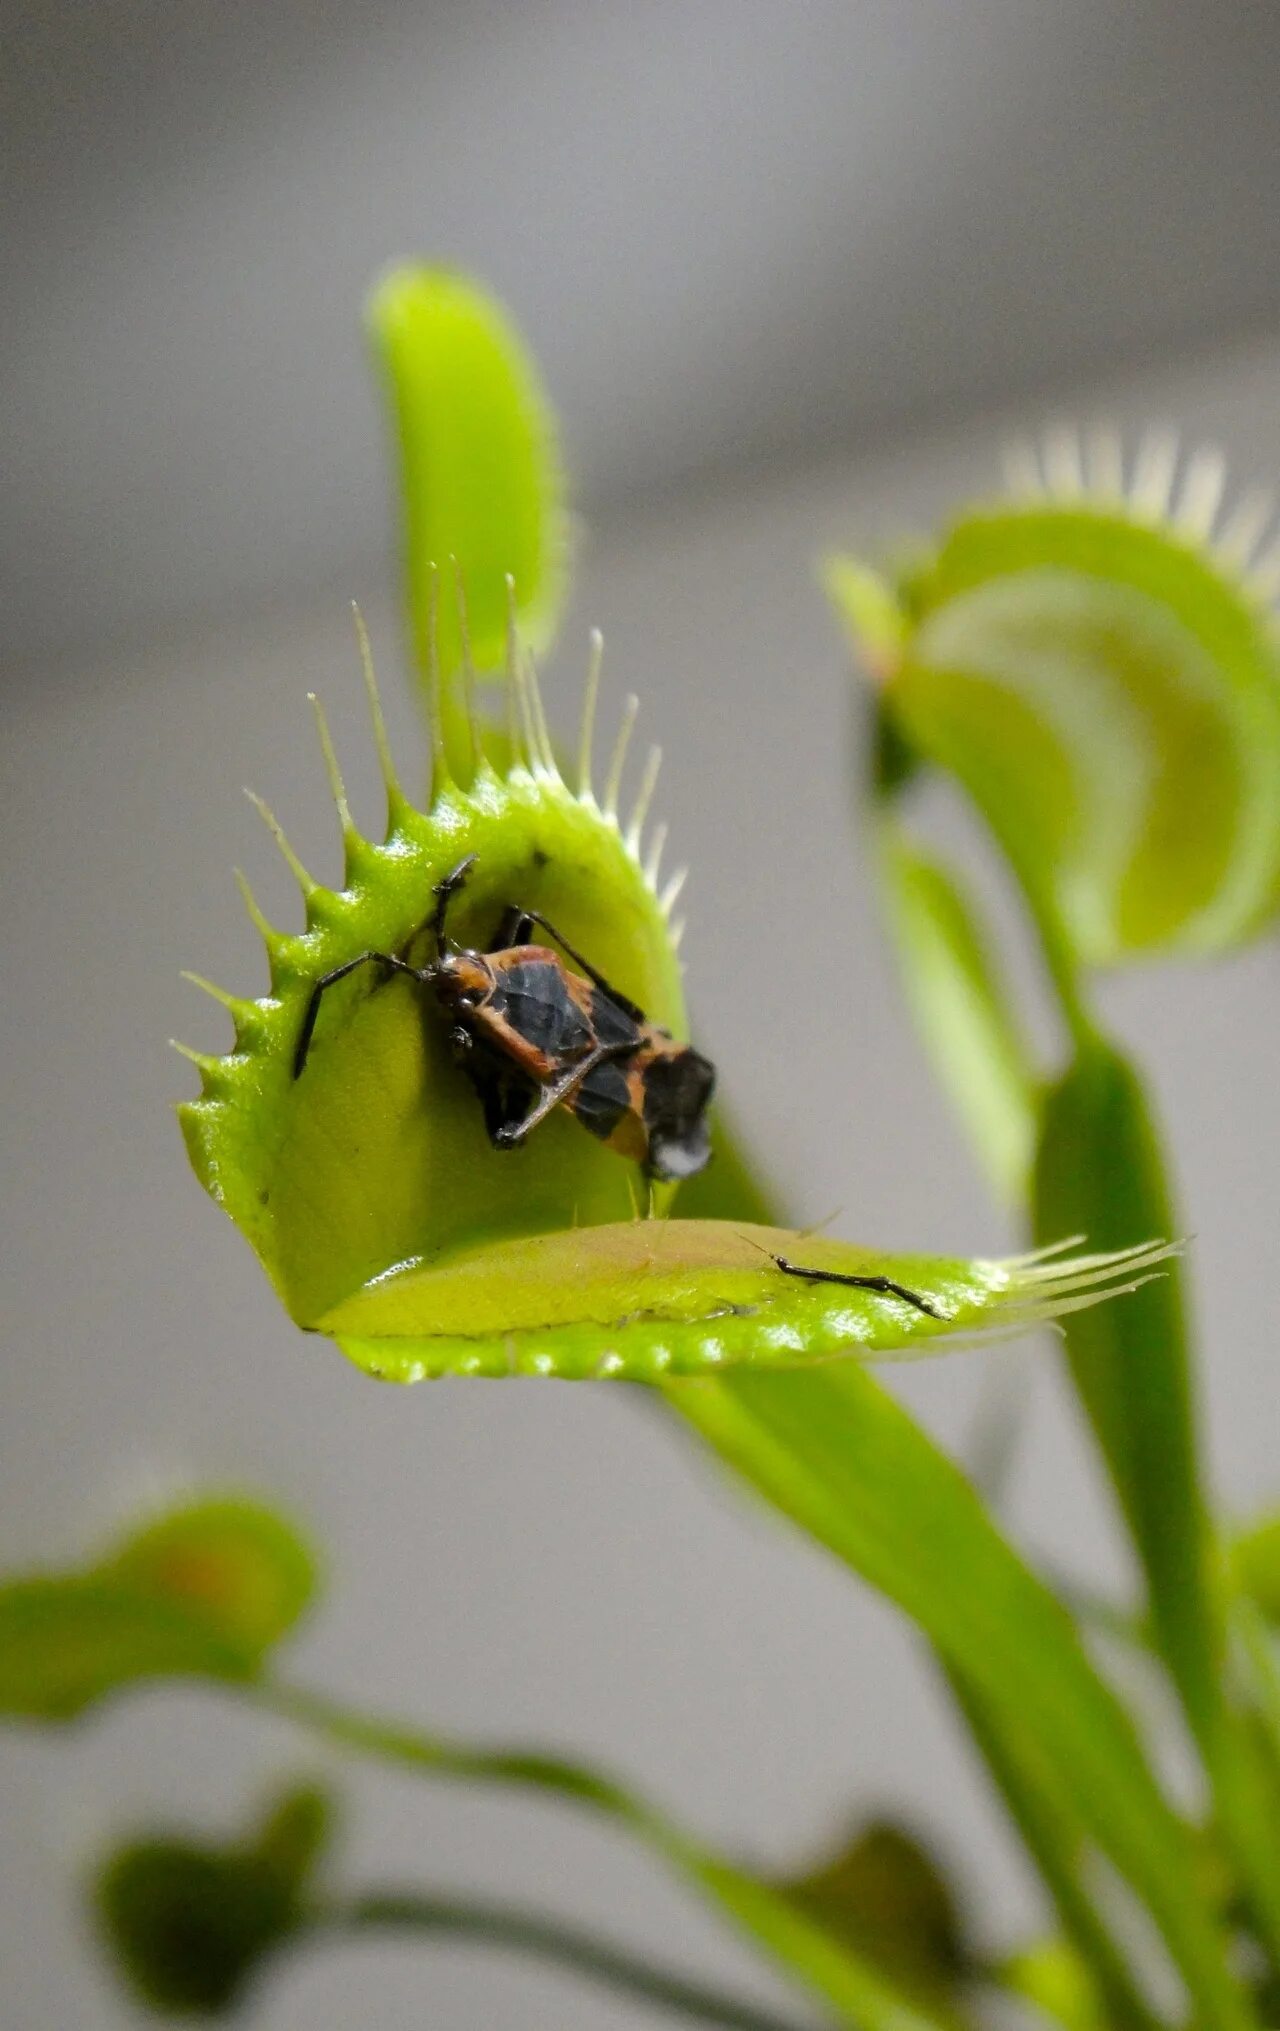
[[5, 270, 1276, 2029], [176, 555, 1154, 1376]]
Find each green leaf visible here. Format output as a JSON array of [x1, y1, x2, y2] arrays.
[[94, 1783, 330, 2016], [320, 1221, 1173, 1384], [1027, 794, 1280, 1976], [0, 1496, 314, 1719], [1231, 1512, 1280, 1627], [831, 440, 1280, 965], [780, 1819, 971, 2021], [0, 1580, 256, 1722], [103, 1497, 315, 1659], [368, 267, 567, 720], [942, 1667, 1160, 2031], [824, 556, 907, 684], [877, 830, 1038, 1205], [996, 1937, 1108, 2031], [668, 1364, 1255, 2028], [1032, 1036, 1217, 1736]]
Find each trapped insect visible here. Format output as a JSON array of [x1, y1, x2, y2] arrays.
[[293, 855, 716, 1181], [770, 1254, 944, 1320]]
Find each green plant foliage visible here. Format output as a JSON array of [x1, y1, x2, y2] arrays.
[[178, 616, 1167, 1380], [997, 1938, 1107, 2031], [94, 1784, 331, 2016], [102, 1497, 315, 1659], [830, 434, 1280, 965], [369, 266, 567, 712], [323, 1222, 1174, 1383], [0, 1496, 314, 1719], [1033, 1036, 1216, 1738], [1034, 1042, 1280, 1964], [780, 1819, 972, 2021], [257, 1687, 955, 2031], [878, 830, 1038, 1204], [943, 1669, 1160, 2031], [671, 1364, 1253, 2028], [1232, 1513, 1280, 1627]]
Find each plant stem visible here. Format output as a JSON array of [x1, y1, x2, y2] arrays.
[[312, 1890, 822, 2031], [246, 1681, 950, 2031]]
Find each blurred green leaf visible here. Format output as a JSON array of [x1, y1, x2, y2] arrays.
[[996, 1936, 1107, 2031], [781, 1819, 971, 2020], [832, 471, 1280, 966], [878, 830, 1038, 1205], [669, 1364, 1255, 2028], [103, 1498, 314, 1659], [1032, 971, 1280, 1975], [93, 1783, 330, 2016], [0, 1580, 253, 1722], [1232, 1513, 1280, 1626], [368, 266, 567, 726], [0, 1495, 314, 1720], [1032, 1037, 1216, 1736], [824, 556, 906, 685], [943, 1667, 1160, 2031]]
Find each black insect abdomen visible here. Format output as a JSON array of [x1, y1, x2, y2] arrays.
[[494, 961, 594, 1059], [642, 1047, 715, 1131], [573, 1058, 633, 1140]]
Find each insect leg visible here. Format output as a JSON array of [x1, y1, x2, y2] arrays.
[[493, 1040, 637, 1149], [430, 854, 479, 953], [487, 904, 534, 951], [293, 953, 430, 1077], [771, 1255, 945, 1321], [495, 907, 646, 1022]]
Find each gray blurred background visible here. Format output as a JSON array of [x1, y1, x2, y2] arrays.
[[4, 4, 1280, 2025]]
